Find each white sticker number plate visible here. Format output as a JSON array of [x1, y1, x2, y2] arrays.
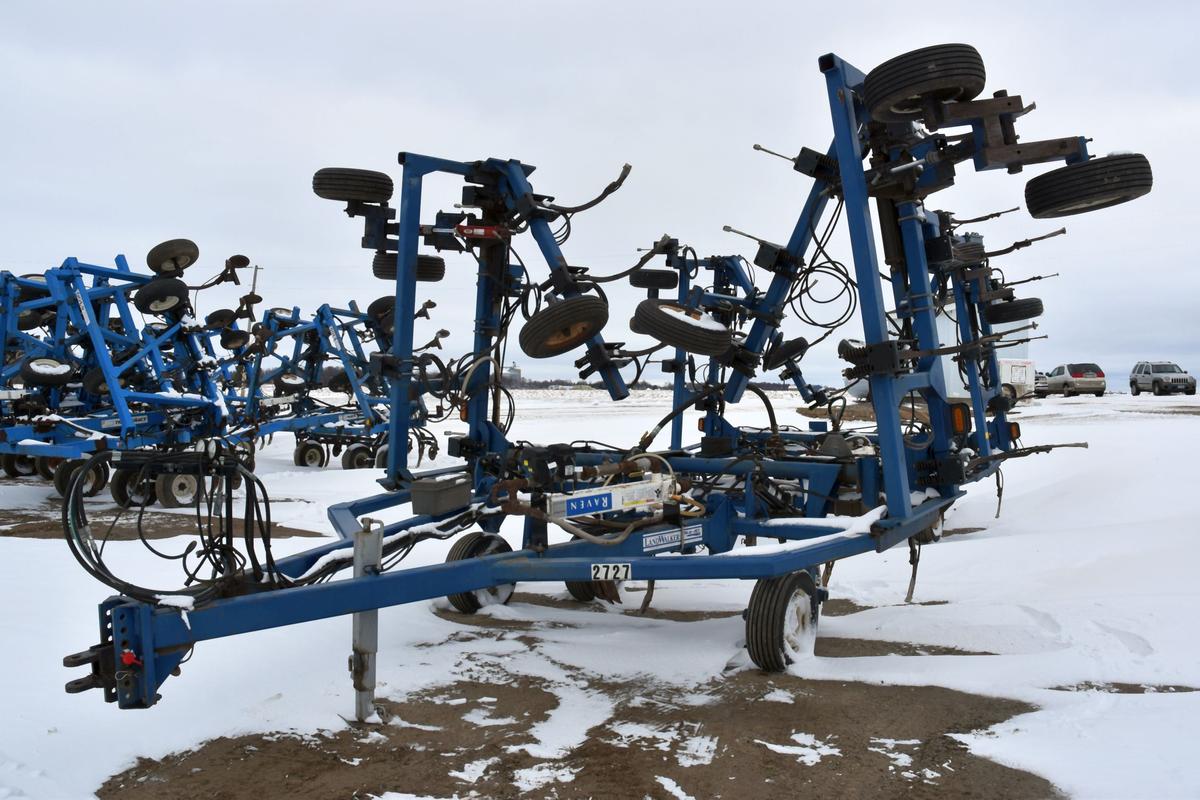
[[590, 563, 631, 582]]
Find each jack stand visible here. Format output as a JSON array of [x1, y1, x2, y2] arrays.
[[349, 517, 383, 722]]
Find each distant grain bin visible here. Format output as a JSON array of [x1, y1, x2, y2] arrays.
[[502, 362, 523, 385]]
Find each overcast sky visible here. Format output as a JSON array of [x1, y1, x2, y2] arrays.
[[2, 0, 1195, 386]]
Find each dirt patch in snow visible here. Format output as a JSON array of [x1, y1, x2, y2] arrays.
[[99, 671, 1057, 800], [100, 589, 1051, 800]]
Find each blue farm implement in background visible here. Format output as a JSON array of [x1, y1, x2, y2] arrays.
[[59, 43, 1151, 712]]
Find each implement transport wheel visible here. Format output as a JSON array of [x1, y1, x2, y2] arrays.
[[1, 454, 37, 479], [374, 444, 388, 469], [34, 456, 61, 480], [746, 570, 820, 672], [863, 43, 986, 123], [371, 251, 446, 282], [20, 356, 75, 387], [565, 581, 597, 602], [293, 441, 327, 468], [55, 459, 110, 498], [133, 277, 190, 315], [327, 371, 353, 394], [980, 297, 1043, 325], [632, 299, 732, 356], [1025, 153, 1153, 219], [146, 239, 199, 275], [445, 532, 515, 613], [110, 468, 157, 508], [155, 473, 200, 508], [313, 167, 394, 203], [341, 443, 373, 470], [519, 295, 609, 359]]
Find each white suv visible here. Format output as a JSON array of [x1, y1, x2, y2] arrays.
[[1130, 362, 1196, 396]]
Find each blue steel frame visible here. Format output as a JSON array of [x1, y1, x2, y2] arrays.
[[68, 51, 1094, 709]]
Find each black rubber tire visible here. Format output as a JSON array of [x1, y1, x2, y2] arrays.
[[110, 468, 157, 508], [82, 368, 125, 395], [154, 472, 200, 508], [372, 252, 446, 282], [146, 239, 199, 274], [519, 295, 610, 359], [19, 357, 75, 387], [134, 278, 190, 315], [1001, 383, 1017, 401], [863, 43, 986, 123], [327, 371, 353, 394], [366, 296, 395, 321], [313, 167, 394, 203], [980, 297, 1043, 325], [55, 459, 109, 498], [294, 441, 327, 468], [1187, 388, 1196, 396], [17, 274, 48, 302], [34, 456, 61, 480], [632, 299, 731, 357], [445, 532, 515, 614], [565, 581, 597, 602], [745, 570, 820, 672], [1025, 154, 1152, 219], [273, 373, 308, 396], [1153, 382, 1164, 397], [1094, 391, 1105, 398], [341, 443, 373, 470], [17, 309, 48, 331], [205, 308, 237, 329], [1130, 382, 1140, 396], [220, 329, 251, 349], [1, 454, 36, 478], [374, 444, 388, 469]]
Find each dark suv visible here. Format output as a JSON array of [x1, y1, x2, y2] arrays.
[[1130, 362, 1196, 396]]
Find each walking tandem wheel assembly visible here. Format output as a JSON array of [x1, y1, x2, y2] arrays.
[[62, 44, 1150, 713]]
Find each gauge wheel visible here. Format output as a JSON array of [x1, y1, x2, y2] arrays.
[[371, 252, 446, 282], [327, 371, 353, 394], [340, 443, 374, 470], [220, 329, 251, 349], [55, 459, 110, 498], [146, 238, 199, 274], [110, 468, 158, 508], [1, 454, 37, 479], [19, 356, 75, 387], [445, 532, 515, 613], [293, 441, 327, 468], [745, 570, 820, 672], [204, 308, 237, 329], [980, 297, 1043, 326], [632, 299, 731, 356], [273, 373, 308, 396], [82, 368, 126, 395], [154, 472, 201, 508], [34, 456, 62, 481], [519, 295, 609, 359], [1025, 153, 1152, 219], [312, 167, 394, 203], [862, 43, 986, 123], [133, 277, 190, 315]]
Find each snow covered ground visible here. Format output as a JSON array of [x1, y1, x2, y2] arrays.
[[1, 390, 1198, 798]]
